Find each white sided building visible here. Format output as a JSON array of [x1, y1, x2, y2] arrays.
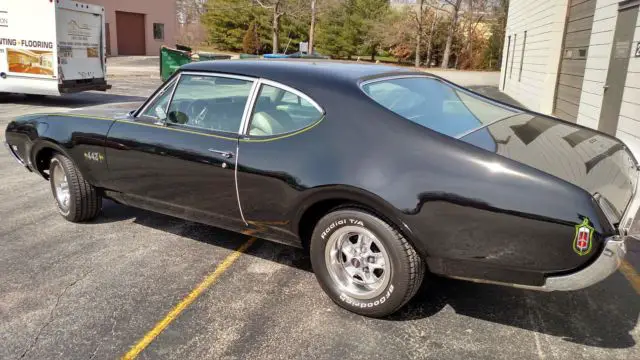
[[500, 0, 640, 151]]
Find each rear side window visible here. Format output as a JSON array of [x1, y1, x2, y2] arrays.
[[362, 77, 517, 137], [248, 84, 323, 137]]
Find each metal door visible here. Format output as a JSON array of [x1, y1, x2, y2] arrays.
[[115, 11, 145, 55], [598, 2, 639, 135], [553, 0, 597, 122]]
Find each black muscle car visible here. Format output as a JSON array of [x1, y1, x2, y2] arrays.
[[5, 60, 636, 317]]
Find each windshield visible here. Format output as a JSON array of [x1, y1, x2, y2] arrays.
[[362, 77, 518, 138]]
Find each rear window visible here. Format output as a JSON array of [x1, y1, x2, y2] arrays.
[[361, 77, 518, 137]]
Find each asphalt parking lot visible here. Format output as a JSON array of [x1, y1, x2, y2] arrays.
[[1, 59, 639, 360]]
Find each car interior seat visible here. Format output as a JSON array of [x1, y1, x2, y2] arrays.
[[250, 111, 285, 136]]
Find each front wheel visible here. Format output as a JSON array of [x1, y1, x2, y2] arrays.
[[310, 209, 425, 317], [49, 153, 101, 222]]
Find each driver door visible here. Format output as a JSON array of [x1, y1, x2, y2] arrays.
[[104, 73, 255, 232]]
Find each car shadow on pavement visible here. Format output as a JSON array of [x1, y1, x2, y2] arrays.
[[390, 273, 638, 349], [95, 200, 314, 272], [96, 201, 637, 350], [0, 92, 146, 108]]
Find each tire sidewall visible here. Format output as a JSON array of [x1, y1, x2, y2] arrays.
[[49, 156, 74, 219], [310, 209, 412, 317]]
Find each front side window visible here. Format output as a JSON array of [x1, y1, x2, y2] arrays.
[[248, 84, 323, 136], [362, 77, 517, 138], [166, 74, 253, 133]]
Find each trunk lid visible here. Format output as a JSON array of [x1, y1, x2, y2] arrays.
[[460, 113, 639, 225]]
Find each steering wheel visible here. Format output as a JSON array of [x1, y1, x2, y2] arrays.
[[186, 100, 209, 127]]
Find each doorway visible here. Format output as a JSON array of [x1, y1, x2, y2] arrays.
[[598, 2, 639, 135], [115, 11, 146, 56]]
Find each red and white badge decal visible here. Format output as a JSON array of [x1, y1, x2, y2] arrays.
[[573, 218, 594, 256]]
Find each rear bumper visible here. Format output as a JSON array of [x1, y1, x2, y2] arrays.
[[447, 235, 627, 291], [542, 235, 626, 291], [59, 79, 111, 94]]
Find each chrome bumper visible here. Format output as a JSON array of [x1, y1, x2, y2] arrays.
[[542, 235, 626, 291], [4, 141, 25, 166], [620, 169, 640, 237], [447, 235, 627, 292]]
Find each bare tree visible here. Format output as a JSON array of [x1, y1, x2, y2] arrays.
[[441, 0, 462, 68], [177, 0, 207, 25], [413, 0, 427, 67], [255, 0, 305, 53], [309, 0, 317, 53], [425, 3, 446, 67]]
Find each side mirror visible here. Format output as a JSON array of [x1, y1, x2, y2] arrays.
[[168, 110, 189, 124]]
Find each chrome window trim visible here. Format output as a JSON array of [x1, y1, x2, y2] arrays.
[[138, 71, 257, 134], [239, 78, 325, 136], [178, 71, 256, 82], [136, 75, 180, 118], [239, 80, 261, 135], [359, 74, 435, 87], [259, 78, 324, 113]]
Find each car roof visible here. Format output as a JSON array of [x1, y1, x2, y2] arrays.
[[180, 59, 420, 86]]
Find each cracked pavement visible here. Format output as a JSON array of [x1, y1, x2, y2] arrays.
[[0, 60, 639, 359]]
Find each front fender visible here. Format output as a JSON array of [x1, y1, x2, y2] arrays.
[[6, 113, 115, 187]]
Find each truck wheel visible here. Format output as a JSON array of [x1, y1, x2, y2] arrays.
[[310, 209, 425, 317], [49, 154, 101, 222]]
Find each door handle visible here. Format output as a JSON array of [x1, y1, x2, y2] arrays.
[[208, 149, 234, 159]]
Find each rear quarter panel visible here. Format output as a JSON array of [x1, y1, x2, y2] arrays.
[[269, 82, 613, 280]]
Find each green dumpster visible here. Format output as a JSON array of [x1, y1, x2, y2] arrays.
[[196, 52, 232, 61], [239, 54, 260, 59], [160, 46, 191, 81]]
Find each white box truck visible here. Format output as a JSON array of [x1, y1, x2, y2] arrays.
[[0, 0, 110, 96]]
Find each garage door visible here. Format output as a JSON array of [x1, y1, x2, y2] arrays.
[[553, 0, 596, 122], [115, 11, 145, 56]]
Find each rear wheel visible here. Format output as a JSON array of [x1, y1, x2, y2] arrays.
[[310, 209, 425, 317], [49, 154, 101, 222]]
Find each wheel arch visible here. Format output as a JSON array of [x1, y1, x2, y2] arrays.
[[294, 186, 421, 255], [31, 140, 78, 180]]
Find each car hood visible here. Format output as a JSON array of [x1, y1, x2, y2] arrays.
[[461, 113, 639, 224], [65, 101, 143, 119]]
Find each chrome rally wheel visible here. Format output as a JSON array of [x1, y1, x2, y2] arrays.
[[51, 159, 71, 214], [325, 226, 391, 299], [48, 153, 101, 222], [310, 209, 425, 317]]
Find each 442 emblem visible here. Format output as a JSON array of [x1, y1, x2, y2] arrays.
[[573, 218, 594, 256], [84, 151, 104, 162]]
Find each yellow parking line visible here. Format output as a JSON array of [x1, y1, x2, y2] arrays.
[[122, 237, 257, 359], [619, 260, 640, 295]]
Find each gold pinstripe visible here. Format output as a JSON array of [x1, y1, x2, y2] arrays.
[[46, 113, 324, 142]]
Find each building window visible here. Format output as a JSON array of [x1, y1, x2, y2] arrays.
[[153, 23, 164, 40], [519, 31, 526, 82]]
